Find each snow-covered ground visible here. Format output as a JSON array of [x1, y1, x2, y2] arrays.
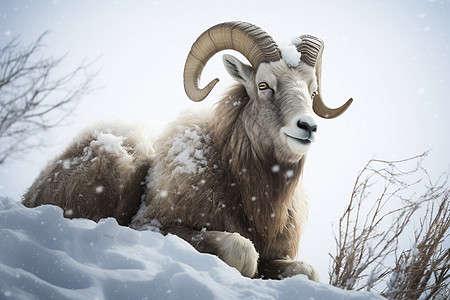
[[1, 0, 449, 285], [0, 197, 383, 300]]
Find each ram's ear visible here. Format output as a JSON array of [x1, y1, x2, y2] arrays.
[[222, 54, 254, 86]]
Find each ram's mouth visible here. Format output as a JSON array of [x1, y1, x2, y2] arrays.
[[284, 133, 311, 145]]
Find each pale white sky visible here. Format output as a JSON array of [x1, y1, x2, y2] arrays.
[[0, 0, 449, 281]]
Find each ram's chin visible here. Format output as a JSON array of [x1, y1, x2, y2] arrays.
[[285, 136, 312, 157]]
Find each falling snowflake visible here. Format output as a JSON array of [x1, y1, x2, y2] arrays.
[[286, 170, 294, 178], [271, 165, 280, 173]]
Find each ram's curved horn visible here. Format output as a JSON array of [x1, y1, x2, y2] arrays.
[[296, 35, 353, 119], [184, 21, 281, 102]]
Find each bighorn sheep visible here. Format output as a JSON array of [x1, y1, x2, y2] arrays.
[[23, 21, 352, 280]]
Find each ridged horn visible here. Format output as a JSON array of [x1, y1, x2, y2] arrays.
[[184, 21, 281, 102], [296, 35, 353, 119]]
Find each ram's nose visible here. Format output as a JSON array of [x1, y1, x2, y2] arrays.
[[296, 121, 317, 139]]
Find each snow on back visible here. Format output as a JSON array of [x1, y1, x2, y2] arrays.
[[90, 133, 126, 155], [0, 197, 383, 300], [279, 37, 302, 67], [74, 119, 155, 158], [165, 125, 210, 175]]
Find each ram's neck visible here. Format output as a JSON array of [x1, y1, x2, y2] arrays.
[[212, 84, 304, 241]]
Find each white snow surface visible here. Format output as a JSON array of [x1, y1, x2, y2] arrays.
[[0, 197, 383, 300]]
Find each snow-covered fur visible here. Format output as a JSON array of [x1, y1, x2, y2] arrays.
[[23, 59, 320, 281], [22, 121, 153, 225]]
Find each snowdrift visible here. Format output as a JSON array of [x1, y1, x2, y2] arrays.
[[0, 197, 382, 300]]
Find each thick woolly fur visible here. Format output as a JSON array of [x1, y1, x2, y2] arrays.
[[23, 58, 320, 281], [23, 121, 153, 225]]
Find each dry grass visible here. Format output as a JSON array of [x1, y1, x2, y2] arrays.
[[329, 152, 449, 299]]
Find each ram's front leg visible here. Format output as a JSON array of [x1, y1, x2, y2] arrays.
[[163, 225, 259, 277], [258, 259, 319, 281]]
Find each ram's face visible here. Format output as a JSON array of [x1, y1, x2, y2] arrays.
[[223, 55, 318, 162], [184, 22, 353, 160], [257, 61, 318, 160]]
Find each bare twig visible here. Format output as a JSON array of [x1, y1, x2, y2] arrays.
[[0, 31, 99, 164]]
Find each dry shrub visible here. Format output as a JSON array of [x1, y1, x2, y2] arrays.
[[329, 152, 449, 299]]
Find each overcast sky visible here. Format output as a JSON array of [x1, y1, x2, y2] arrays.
[[0, 0, 449, 281]]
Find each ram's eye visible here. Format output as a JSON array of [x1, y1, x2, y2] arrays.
[[258, 82, 270, 91], [311, 90, 319, 99]]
